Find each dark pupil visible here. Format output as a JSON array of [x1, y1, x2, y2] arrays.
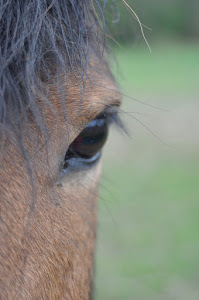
[[66, 118, 108, 160]]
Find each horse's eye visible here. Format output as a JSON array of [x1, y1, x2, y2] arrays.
[[63, 117, 108, 168]]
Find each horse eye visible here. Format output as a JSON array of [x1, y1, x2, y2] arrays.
[[64, 117, 108, 168]]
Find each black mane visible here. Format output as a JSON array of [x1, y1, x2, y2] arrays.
[[0, 0, 109, 131]]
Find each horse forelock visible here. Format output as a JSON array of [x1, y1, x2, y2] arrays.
[[0, 0, 109, 134]]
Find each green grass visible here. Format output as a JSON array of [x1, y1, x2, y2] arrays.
[[95, 42, 199, 300]]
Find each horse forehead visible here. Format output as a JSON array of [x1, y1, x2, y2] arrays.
[[48, 62, 121, 131]]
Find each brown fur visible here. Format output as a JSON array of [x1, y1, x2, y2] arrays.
[[0, 53, 121, 299]]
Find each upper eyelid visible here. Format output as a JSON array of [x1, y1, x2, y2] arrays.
[[97, 106, 119, 122], [86, 119, 105, 127], [99, 106, 126, 132]]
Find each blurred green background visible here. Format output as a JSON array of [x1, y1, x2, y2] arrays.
[[95, 1, 199, 299]]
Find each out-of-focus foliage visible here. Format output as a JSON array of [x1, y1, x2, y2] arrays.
[[106, 0, 199, 43]]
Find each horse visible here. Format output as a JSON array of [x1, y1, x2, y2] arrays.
[[0, 1, 122, 299]]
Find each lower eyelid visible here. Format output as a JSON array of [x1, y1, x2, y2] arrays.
[[60, 152, 101, 177]]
